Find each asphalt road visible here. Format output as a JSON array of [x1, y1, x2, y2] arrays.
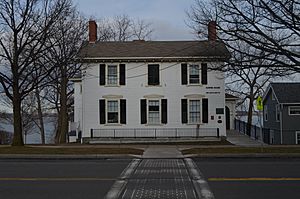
[[194, 158, 300, 199], [0, 159, 131, 199], [1, 158, 300, 199]]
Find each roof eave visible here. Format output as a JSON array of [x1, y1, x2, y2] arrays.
[[77, 56, 230, 63]]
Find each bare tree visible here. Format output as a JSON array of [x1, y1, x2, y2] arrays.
[[187, 0, 295, 135], [132, 19, 154, 40], [187, 0, 300, 71], [227, 43, 294, 134], [0, 0, 73, 146], [43, 9, 86, 144], [97, 15, 153, 41]]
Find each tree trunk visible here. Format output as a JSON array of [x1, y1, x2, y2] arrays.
[[12, 85, 24, 146], [36, 88, 46, 144], [246, 96, 254, 136], [54, 109, 61, 144], [58, 70, 69, 144]]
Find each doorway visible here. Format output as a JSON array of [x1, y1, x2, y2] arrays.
[[226, 106, 230, 130]]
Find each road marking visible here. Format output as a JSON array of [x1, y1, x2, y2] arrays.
[[208, 177, 300, 181], [185, 158, 215, 199], [0, 177, 116, 181], [104, 159, 141, 199]]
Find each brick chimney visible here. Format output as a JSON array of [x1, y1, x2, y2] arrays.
[[208, 21, 217, 41], [89, 20, 97, 43]]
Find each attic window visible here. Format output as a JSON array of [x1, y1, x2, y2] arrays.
[[271, 91, 276, 100]]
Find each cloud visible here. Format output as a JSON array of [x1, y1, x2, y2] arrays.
[[150, 19, 195, 40]]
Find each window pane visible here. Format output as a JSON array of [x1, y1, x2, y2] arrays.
[[189, 65, 200, 84], [189, 100, 200, 123], [148, 100, 160, 124], [107, 100, 118, 123], [107, 65, 118, 85], [108, 113, 118, 123]]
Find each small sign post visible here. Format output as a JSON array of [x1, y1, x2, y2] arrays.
[[256, 96, 263, 111], [256, 96, 263, 144]]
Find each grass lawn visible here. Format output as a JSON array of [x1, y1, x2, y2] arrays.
[[0, 146, 144, 155], [182, 147, 300, 155]]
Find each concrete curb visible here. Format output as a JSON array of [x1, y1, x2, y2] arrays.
[[0, 154, 141, 160], [184, 153, 300, 158]]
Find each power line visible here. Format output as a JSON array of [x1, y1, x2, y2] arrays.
[[82, 41, 208, 80]]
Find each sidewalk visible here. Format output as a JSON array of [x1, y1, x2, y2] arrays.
[[226, 130, 266, 146], [142, 145, 183, 158]]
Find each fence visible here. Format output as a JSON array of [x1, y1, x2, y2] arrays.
[[234, 119, 270, 144], [90, 128, 220, 139]]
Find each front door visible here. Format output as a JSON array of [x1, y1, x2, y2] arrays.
[[226, 106, 230, 130]]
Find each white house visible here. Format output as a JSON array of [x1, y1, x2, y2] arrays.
[[70, 21, 230, 143]]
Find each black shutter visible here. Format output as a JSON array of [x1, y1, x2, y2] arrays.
[[99, 99, 106, 124], [99, 64, 106, 85], [181, 99, 187, 124], [148, 64, 159, 85], [181, 63, 187, 85], [161, 99, 167, 124], [201, 63, 208, 85], [141, 99, 147, 124], [119, 64, 126, 85], [120, 99, 126, 124], [202, 98, 208, 123]]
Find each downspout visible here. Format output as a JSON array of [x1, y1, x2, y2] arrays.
[[81, 75, 85, 144], [280, 104, 283, 145]]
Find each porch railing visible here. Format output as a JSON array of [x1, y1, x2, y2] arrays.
[[90, 128, 220, 139], [234, 119, 270, 144]]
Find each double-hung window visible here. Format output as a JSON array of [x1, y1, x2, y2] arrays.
[[181, 63, 207, 85], [289, 106, 300, 115], [189, 100, 201, 124], [100, 99, 126, 124], [99, 64, 126, 86], [107, 65, 118, 85], [182, 98, 208, 124], [148, 100, 160, 124], [189, 65, 200, 84], [107, 100, 119, 123], [140, 98, 167, 125]]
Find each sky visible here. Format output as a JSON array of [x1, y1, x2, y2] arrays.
[[72, 0, 196, 40]]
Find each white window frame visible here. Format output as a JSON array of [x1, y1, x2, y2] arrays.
[[147, 99, 161, 125], [106, 99, 120, 124], [289, 106, 300, 116], [188, 64, 201, 85], [264, 105, 268, 121], [188, 99, 201, 124], [296, 131, 300, 144], [276, 104, 280, 122], [106, 64, 119, 86]]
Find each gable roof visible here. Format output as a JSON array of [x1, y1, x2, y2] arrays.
[[78, 40, 230, 62], [269, 82, 300, 104]]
